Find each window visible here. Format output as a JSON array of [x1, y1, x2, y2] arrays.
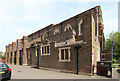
[[38, 32, 40, 37], [42, 47, 44, 54], [64, 24, 72, 31], [61, 50, 64, 60], [38, 34, 40, 38], [79, 20, 83, 35], [102, 55, 105, 59], [42, 33, 47, 40], [95, 23, 97, 36], [54, 29, 60, 35], [80, 23, 83, 34], [14, 51, 16, 57], [65, 49, 68, 60], [26, 50, 30, 59], [47, 46, 49, 54], [59, 47, 71, 61], [41, 45, 50, 55], [11, 52, 12, 57]]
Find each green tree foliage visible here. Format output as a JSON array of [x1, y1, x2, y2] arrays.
[[105, 32, 120, 63], [0, 51, 5, 59], [0, 51, 3, 57]]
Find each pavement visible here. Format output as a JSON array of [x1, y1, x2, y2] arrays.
[[7, 64, 119, 79], [116, 69, 120, 80]]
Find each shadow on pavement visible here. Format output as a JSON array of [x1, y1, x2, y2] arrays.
[[117, 69, 120, 73], [30, 65, 40, 69]]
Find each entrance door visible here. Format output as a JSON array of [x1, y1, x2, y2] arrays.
[[37, 48, 39, 68], [14, 51, 16, 65], [19, 50, 22, 65], [30, 53, 32, 65], [10, 52, 12, 64]]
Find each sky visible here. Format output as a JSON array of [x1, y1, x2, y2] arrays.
[[0, 0, 118, 53]]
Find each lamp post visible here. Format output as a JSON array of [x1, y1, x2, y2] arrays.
[[75, 44, 81, 75]]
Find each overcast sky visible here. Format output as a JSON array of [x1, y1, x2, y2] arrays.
[[0, 0, 118, 53]]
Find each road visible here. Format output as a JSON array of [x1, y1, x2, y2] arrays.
[[7, 64, 118, 79]]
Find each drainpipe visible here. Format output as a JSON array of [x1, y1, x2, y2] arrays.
[[75, 44, 81, 75], [75, 16, 78, 38], [100, 40, 102, 61]]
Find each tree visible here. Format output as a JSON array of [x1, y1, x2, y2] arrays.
[[0, 51, 3, 57], [105, 32, 120, 63], [0, 51, 5, 58]]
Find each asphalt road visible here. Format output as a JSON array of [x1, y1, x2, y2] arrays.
[[7, 64, 119, 79]]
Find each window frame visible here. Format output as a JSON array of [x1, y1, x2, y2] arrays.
[[10, 52, 12, 57], [59, 47, 71, 62], [78, 20, 83, 35], [54, 29, 60, 35], [64, 24, 72, 32], [102, 54, 105, 61], [41, 44, 50, 56], [42, 33, 47, 40]]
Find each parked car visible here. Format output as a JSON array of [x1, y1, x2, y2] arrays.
[[0, 63, 11, 80]]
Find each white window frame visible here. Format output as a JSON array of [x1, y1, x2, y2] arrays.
[[64, 24, 72, 31], [42, 33, 47, 40], [59, 47, 71, 62], [41, 44, 50, 56], [102, 54, 105, 61], [54, 29, 60, 35], [78, 20, 83, 35]]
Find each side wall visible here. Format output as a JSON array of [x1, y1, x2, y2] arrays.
[[5, 6, 104, 75]]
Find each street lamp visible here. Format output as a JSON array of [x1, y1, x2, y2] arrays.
[[75, 44, 81, 75]]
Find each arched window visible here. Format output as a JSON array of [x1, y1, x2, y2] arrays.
[[79, 20, 83, 35], [42, 33, 47, 40], [54, 29, 60, 35], [64, 24, 72, 31]]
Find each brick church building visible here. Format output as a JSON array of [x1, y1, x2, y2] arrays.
[[5, 6, 106, 75]]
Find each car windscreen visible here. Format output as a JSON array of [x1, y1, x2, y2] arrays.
[[0, 63, 8, 68]]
